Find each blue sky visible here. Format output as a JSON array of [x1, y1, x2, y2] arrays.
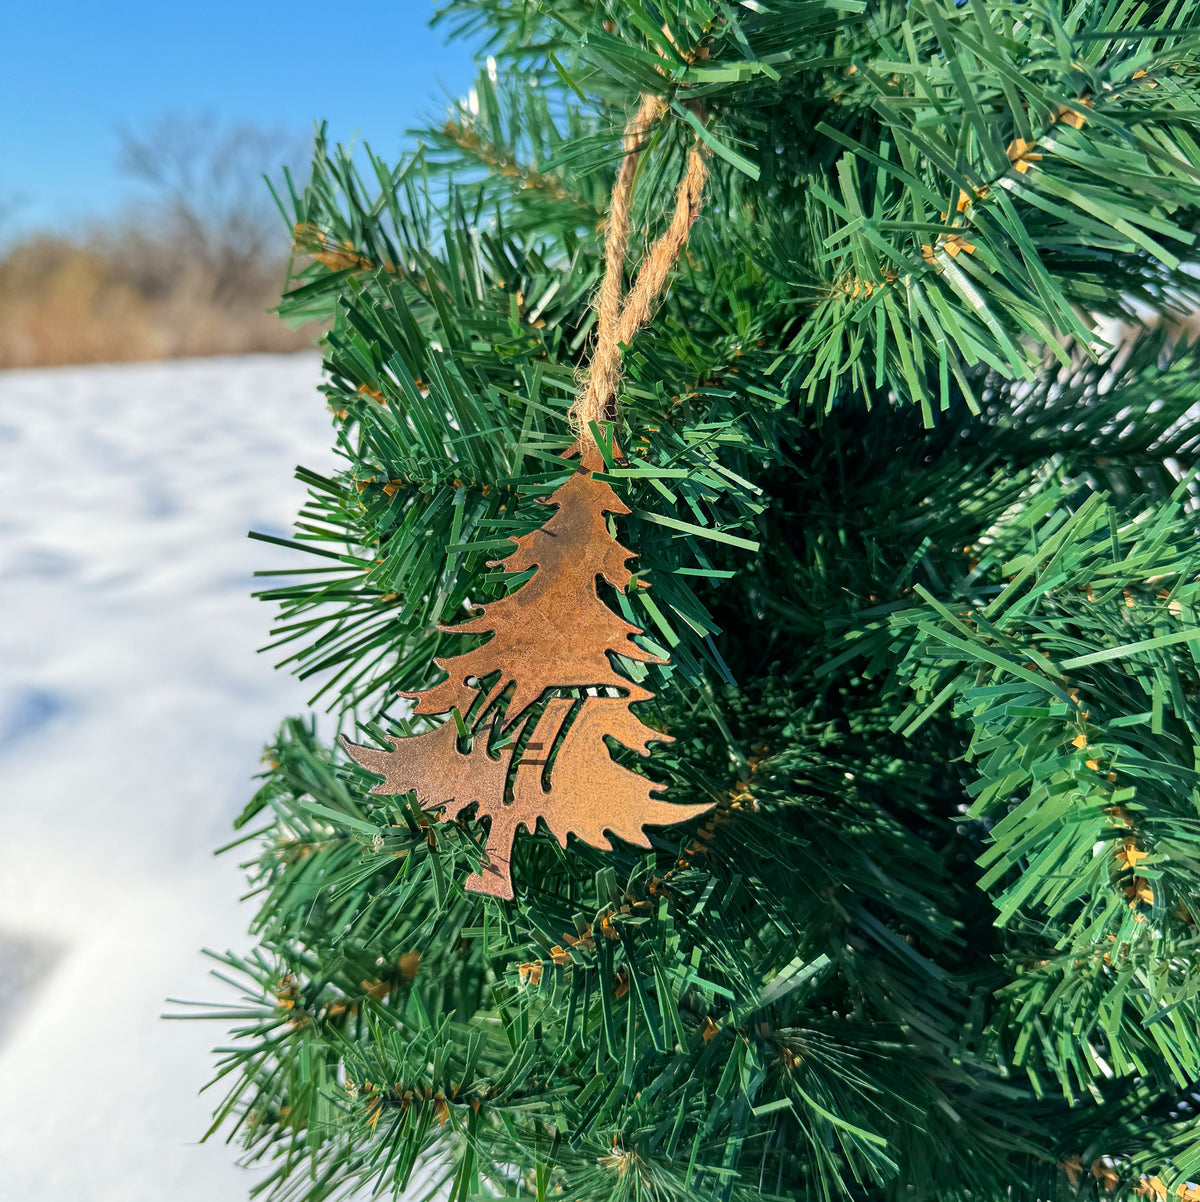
[[2, 1, 480, 238]]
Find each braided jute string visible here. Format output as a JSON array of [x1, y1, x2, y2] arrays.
[[569, 95, 710, 443]]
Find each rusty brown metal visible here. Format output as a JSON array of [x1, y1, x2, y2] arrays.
[[342, 443, 712, 898]]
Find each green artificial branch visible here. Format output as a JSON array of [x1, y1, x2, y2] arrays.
[[181, 1, 1200, 1198]]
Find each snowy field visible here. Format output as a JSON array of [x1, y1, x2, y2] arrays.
[[0, 354, 339, 1200]]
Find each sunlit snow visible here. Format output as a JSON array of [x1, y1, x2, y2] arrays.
[[0, 353, 338, 1201]]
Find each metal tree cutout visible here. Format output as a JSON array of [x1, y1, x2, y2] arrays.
[[342, 443, 712, 898]]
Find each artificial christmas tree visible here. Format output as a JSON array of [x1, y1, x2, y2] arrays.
[[194, 1, 1200, 1199]]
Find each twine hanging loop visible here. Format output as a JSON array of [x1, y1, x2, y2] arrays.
[[569, 95, 710, 442]]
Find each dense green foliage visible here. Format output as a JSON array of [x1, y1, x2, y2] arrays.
[[193, 1, 1200, 1198]]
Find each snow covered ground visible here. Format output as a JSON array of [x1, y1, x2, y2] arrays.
[[0, 354, 339, 1200]]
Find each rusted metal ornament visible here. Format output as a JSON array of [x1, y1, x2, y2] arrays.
[[342, 442, 712, 898]]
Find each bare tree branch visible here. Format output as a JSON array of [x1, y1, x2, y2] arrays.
[[116, 113, 307, 302]]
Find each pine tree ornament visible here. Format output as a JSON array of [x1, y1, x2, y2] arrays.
[[343, 97, 712, 899]]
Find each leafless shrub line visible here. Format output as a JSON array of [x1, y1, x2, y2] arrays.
[[0, 114, 319, 369]]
